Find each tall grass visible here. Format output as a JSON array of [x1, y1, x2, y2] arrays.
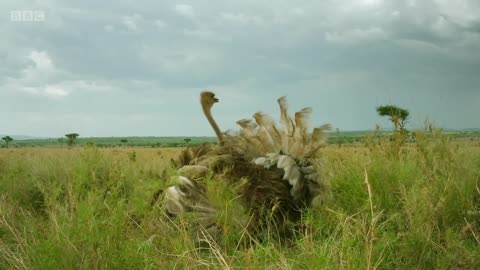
[[1, 131, 479, 269]]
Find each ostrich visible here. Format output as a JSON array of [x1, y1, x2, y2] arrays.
[[161, 91, 330, 241]]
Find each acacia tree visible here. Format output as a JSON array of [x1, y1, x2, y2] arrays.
[[2, 136, 13, 148], [120, 139, 128, 147], [183, 138, 191, 144], [376, 105, 410, 131], [65, 133, 79, 148]]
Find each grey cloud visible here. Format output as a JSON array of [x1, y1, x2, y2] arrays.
[[1, 0, 479, 136]]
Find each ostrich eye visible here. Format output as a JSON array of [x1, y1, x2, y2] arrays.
[[211, 94, 219, 102]]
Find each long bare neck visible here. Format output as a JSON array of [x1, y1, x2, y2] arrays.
[[202, 103, 224, 145]]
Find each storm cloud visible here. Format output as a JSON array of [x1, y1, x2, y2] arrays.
[[1, 0, 479, 136]]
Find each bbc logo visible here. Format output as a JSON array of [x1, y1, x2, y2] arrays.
[[10, 10, 45, 22]]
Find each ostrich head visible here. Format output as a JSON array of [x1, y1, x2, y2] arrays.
[[200, 91, 224, 145], [200, 91, 219, 110]]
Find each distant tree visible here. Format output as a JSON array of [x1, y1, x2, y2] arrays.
[[184, 138, 191, 144], [65, 133, 79, 148], [376, 105, 410, 131], [120, 139, 128, 147], [2, 136, 13, 148]]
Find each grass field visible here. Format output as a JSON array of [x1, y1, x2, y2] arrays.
[[1, 130, 480, 269]]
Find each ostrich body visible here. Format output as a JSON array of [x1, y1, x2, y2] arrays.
[[162, 91, 330, 240]]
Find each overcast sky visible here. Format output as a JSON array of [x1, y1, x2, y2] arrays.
[[1, 0, 479, 137]]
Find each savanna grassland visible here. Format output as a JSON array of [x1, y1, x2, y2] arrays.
[[1, 131, 480, 269]]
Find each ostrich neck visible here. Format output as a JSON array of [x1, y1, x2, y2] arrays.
[[202, 104, 224, 145]]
